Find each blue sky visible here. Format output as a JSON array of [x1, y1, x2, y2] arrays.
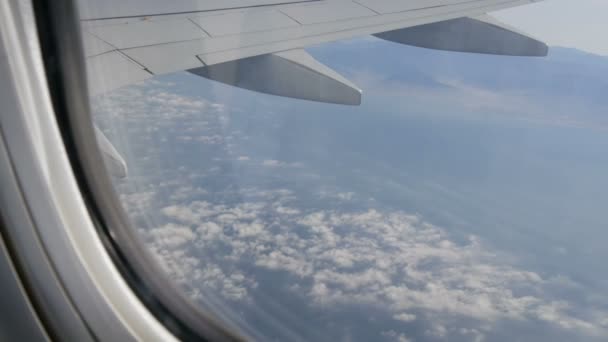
[[89, 2, 608, 340], [95, 39, 608, 340], [496, 0, 608, 56]]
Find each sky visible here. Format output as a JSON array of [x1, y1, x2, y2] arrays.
[[93, 39, 608, 340], [88, 1, 608, 340], [495, 0, 608, 56]]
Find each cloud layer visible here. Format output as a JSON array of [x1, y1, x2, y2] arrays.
[[93, 76, 608, 341]]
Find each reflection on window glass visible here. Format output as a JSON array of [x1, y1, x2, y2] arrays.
[[85, 1, 608, 341]]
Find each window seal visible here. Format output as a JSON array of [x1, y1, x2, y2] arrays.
[[30, 0, 243, 340]]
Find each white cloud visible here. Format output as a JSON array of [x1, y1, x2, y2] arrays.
[[262, 159, 281, 167], [148, 91, 207, 111], [426, 323, 447, 339], [260, 159, 303, 168], [382, 330, 413, 342], [149, 223, 195, 248], [459, 328, 485, 342], [142, 188, 607, 336], [97, 79, 608, 339], [234, 220, 265, 238], [319, 189, 356, 201], [255, 250, 314, 277], [393, 313, 417, 322], [194, 135, 224, 144]]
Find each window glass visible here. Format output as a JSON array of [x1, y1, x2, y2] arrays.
[[82, 1, 608, 340]]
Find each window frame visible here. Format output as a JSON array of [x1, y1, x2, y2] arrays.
[[30, 0, 242, 340]]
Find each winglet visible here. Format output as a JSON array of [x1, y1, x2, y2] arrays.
[[189, 49, 362, 105], [94, 125, 128, 178], [374, 14, 548, 57]]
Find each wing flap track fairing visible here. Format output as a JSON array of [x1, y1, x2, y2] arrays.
[[374, 14, 548, 57], [188, 49, 362, 105]]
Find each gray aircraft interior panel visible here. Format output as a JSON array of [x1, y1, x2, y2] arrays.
[[89, 19, 209, 50], [280, 1, 377, 25], [190, 10, 299, 37], [0, 220, 49, 341]]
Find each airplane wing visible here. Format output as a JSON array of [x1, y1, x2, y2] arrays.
[[79, 0, 547, 178], [80, 0, 547, 104]]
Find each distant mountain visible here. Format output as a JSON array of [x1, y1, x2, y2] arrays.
[[547, 46, 608, 68], [309, 39, 608, 104]]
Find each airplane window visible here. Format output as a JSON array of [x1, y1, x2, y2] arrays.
[[79, 0, 608, 341]]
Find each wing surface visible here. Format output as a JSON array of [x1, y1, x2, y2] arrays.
[[80, 0, 546, 98]]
